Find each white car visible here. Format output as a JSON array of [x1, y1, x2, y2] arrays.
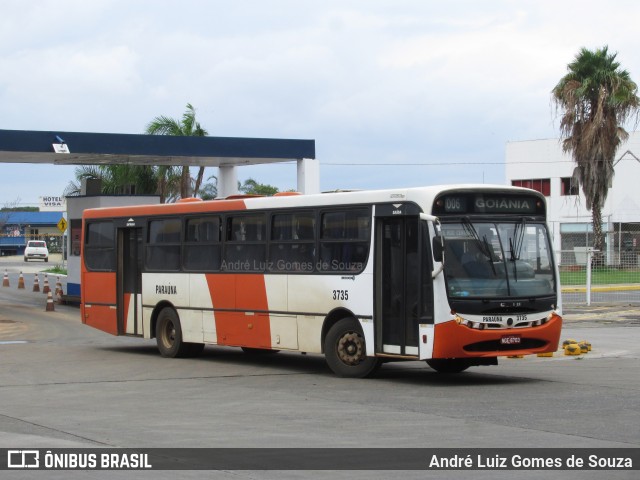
[[24, 240, 49, 262]]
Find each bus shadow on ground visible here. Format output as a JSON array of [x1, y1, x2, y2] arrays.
[[97, 344, 537, 386], [375, 363, 537, 386]]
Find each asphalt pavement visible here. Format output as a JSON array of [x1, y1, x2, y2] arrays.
[[1, 270, 639, 479], [563, 303, 640, 325]]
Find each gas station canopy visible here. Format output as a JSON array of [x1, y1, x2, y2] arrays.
[[0, 129, 315, 167], [0, 128, 318, 196]]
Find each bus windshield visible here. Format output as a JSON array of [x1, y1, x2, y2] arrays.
[[441, 220, 555, 298]]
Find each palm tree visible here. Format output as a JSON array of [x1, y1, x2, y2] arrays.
[[238, 178, 279, 196], [145, 103, 209, 200], [552, 46, 639, 256], [64, 165, 157, 197], [198, 175, 218, 200]]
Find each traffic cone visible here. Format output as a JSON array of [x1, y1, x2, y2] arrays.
[[32, 274, 40, 292], [42, 274, 50, 294], [45, 291, 55, 312], [55, 276, 62, 298], [56, 278, 64, 305], [2, 270, 9, 287], [17, 272, 25, 289]]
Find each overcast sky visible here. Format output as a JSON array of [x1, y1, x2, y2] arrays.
[[1, 0, 639, 206]]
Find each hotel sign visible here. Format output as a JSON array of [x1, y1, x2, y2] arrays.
[[39, 196, 66, 212]]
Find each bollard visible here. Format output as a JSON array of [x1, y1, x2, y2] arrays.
[[42, 274, 51, 294], [578, 341, 592, 353], [45, 291, 55, 312], [564, 343, 581, 356], [32, 274, 40, 292], [2, 269, 9, 287], [17, 272, 25, 289]]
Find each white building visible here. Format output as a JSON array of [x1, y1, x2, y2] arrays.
[[505, 131, 640, 265]]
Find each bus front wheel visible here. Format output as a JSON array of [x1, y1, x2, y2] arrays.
[[324, 318, 381, 378], [156, 308, 204, 358], [426, 358, 470, 374]]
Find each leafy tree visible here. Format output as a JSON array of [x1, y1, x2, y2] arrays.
[[145, 103, 209, 200], [1, 198, 20, 233], [552, 46, 639, 255], [1, 199, 38, 213], [238, 178, 279, 196]]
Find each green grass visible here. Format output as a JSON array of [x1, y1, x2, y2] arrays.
[[43, 265, 67, 275], [560, 267, 640, 285]]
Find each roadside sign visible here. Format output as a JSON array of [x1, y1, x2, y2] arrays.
[[57, 218, 68, 233]]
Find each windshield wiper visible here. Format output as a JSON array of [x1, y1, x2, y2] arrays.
[[510, 218, 526, 262], [509, 218, 528, 282], [462, 217, 497, 276]]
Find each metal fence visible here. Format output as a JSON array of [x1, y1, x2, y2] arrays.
[[559, 229, 640, 304]]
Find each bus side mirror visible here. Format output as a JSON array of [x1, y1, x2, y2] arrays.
[[432, 235, 443, 263]]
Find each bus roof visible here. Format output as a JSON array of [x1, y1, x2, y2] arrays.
[[82, 184, 544, 219]]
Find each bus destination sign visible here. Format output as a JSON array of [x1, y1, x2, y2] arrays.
[[435, 193, 542, 215]]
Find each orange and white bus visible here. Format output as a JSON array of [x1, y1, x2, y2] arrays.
[[81, 185, 562, 377]]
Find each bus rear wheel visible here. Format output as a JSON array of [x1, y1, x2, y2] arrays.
[[156, 308, 204, 358], [324, 318, 381, 378], [426, 358, 470, 374]]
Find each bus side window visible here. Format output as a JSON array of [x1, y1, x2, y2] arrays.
[[318, 208, 370, 272], [184, 216, 221, 271], [224, 214, 266, 271], [146, 218, 181, 271], [268, 212, 316, 272]]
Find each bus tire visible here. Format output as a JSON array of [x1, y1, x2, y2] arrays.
[[426, 358, 470, 374], [156, 308, 203, 358], [324, 318, 381, 378]]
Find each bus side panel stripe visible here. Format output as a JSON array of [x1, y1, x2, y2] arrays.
[[123, 292, 131, 334], [206, 274, 272, 348], [83, 272, 117, 305], [82, 272, 118, 335], [83, 305, 118, 335]]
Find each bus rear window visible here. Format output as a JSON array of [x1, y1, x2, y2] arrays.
[[84, 221, 115, 271]]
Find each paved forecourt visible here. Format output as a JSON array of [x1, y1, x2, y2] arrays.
[[0, 282, 639, 479]]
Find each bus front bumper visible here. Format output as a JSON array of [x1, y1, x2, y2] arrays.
[[431, 313, 562, 358]]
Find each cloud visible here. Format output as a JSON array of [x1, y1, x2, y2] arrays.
[[1, 0, 640, 202]]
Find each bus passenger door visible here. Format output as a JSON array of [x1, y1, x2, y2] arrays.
[[117, 228, 143, 336], [375, 216, 434, 356]]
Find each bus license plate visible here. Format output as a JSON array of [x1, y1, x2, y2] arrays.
[[500, 335, 521, 345]]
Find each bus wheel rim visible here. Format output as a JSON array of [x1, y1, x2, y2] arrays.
[[163, 320, 176, 347], [337, 332, 364, 366]]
